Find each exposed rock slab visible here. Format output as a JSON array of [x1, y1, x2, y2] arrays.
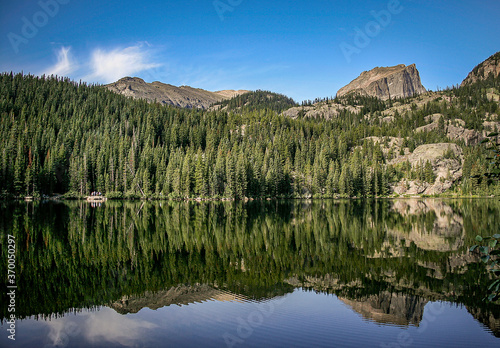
[[416, 116, 482, 146], [390, 143, 463, 195], [337, 64, 426, 100]]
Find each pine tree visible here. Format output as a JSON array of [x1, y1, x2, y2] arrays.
[[236, 151, 247, 198], [195, 150, 208, 197], [424, 160, 435, 184]]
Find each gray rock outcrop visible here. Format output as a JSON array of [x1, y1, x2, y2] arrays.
[[337, 64, 426, 100], [415, 114, 482, 146], [390, 143, 463, 195]]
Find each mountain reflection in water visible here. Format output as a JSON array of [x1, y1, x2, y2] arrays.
[[1, 198, 499, 346]]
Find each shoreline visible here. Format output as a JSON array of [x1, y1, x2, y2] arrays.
[[2, 194, 497, 202]]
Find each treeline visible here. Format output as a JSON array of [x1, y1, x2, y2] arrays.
[[213, 90, 297, 113], [0, 72, 499, 199]]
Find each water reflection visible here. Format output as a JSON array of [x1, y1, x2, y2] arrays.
[[110, 285, 248, 314], [41, 307, 158, 347], [338, 292, 427, 326], [0, 199, 499, 345]]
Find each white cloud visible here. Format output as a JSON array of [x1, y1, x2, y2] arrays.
[[41, 44, 162, 83], [84, 307, 158, 346], [41, 307, 157, 347], [44, 46, 77, 77], [84, 45, 161, 83]]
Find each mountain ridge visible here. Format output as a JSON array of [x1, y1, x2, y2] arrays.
[[105, 76, 249, 109]]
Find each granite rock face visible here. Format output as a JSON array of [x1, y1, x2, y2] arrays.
[[337, 64, 426, 100], [106, 77, 248, 109], [389, 143, 463, 196], [461, 51, 500, 86]]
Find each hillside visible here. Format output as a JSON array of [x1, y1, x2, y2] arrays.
[[0, 53, 499, 199], [336, 64, 426, 100], [105, 76, 248, 109], [461, 51, 500, 86], [211, 90, 298, 113]]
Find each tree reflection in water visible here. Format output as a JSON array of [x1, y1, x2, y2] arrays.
[[0, 199, 499, 336]]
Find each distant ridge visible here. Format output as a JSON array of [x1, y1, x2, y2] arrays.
[[336, 64, 426, 100], [105, 77, 248, 109]]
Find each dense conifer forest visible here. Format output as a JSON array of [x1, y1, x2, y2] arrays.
[[213, 90, 298, 113], [0, 72, 499, 199]]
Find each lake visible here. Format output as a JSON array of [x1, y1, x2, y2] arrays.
[[1, 199, 499, 347]]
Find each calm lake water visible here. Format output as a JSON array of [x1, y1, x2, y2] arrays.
[[1, 199, 499, 347]]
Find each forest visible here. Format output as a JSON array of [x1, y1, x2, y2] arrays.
[[0, 71, 499, 199]]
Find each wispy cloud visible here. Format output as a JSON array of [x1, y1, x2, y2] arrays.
[[84, 45, 161, 83], [41, 44, 162, 84], [44, 46, 77, 77]]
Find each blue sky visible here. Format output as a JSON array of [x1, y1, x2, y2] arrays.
[[1, 0, 499, 102]]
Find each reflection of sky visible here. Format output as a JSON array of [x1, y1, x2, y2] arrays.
[[0, 290, 498, 347], [83, 308, 157, 346], [42, 307, 158, 347], [0, 307, 159, 348]]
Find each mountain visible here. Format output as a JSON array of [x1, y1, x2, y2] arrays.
[[105, 77, 248, 109], [336, 64, 426, 100], [461, 51, 500, 86]]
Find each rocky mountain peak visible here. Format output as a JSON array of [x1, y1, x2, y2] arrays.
[[337, 64, 426, 100], [461, 51, 500, 87]]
